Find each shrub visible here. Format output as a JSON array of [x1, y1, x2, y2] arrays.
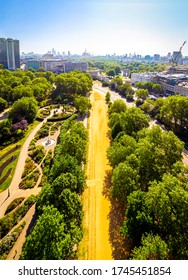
[[0, 222, 25, 260], [19, 169, 40, 189], [0, 195, 37, 239], [22, 158, 36, 178], [28, 145, 45, 165], [5, 197, 25, 215]]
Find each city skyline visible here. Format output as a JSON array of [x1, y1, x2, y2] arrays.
[[0, 0, 188, 56]]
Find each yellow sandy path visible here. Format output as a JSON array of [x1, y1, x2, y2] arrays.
[[81, 91, 113, 260]]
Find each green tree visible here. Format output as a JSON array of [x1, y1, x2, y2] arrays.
[[136, 126, 184, 185], [107, 69, 115, 77], [110, 76, 123, 91], [108, 112, 121, 128], [152, 84, 163, 95], [111, 162, 140, 200], [107, 134, 137, 167], [108, 99, 127, 115], [0, 97, 8, 112], [115, 66, 121, 75], [105, 91, 111, 104], [0, 119, 12, 143], [54, 72, 92, 97], [74, 96, 91, 116], [49, 154, 85, 193], [70, 121, 88, 141], [160, 95, 188, 133], [136, 89, 149, 101], [8, 97, 38, 123], [126, 88, 135, 101], [146, 174, 188, 259], [57, 188, 83, 227], [58, 132, 87, 164], [122, 107, 150, 137], [130, 233, 169, 260], [121, 190, 153, 245], [12, 85, 34, 101], [52, 173, 78, 194], [20, 206, 72, 260], [135, 81, 153, 92]]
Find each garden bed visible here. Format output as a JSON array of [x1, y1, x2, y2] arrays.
[[5, 197, 25, 215], [0, 195, 37, 239], [0, 222, 26, 260], [19, 169, 40, 189]]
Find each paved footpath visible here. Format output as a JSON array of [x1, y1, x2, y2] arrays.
[[0, 110, 55, 218]]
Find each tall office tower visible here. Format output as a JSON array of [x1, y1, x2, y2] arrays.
[[0, 38, 20, 70], [0, 38, 8, 69], [13, 39, 20, 69]]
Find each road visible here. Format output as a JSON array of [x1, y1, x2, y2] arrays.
[[92, 84, 135, 108], [81, 90, 113, 260]]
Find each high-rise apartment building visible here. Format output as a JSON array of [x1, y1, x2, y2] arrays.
[[0, 38, 20, 70], [0, 38, 8, 69]]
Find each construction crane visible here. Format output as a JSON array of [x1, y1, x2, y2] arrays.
[[170, 40, 186, 65]]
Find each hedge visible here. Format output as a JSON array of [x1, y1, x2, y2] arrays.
[[47, 112, 78, 122]]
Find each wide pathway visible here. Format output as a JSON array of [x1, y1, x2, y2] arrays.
[[81, 91, 113, 260]]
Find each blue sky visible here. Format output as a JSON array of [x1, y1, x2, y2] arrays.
[[0, 0, 188, 56]]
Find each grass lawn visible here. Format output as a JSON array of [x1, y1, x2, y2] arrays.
[[0, 120, 40, 193]]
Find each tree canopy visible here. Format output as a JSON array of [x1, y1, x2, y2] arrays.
[[8, 97, 38, 123], [20, 206, 73, 260]]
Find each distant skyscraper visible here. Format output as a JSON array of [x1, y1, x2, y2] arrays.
[[0, 38, 8, 68], [154, 54, 160, 61], [172, 51, 182, 65], [0, 38, 20, 70], [13, 39, 20, 69]]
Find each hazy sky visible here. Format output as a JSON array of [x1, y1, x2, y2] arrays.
[[0, 0, 188, 56]]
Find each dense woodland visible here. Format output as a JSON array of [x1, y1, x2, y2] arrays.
[[0, 69, 92, 146], [107, 99, 188, 259]]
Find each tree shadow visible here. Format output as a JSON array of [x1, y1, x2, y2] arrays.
[[103, 170, 133, 260], [25, 205, 38, 237]]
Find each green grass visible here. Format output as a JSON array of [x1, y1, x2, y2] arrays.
[[0, 121, 40, 193]]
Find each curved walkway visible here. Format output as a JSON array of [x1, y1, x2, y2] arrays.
[[0, 109, 54, 218], [0, 110, 62, 259]]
